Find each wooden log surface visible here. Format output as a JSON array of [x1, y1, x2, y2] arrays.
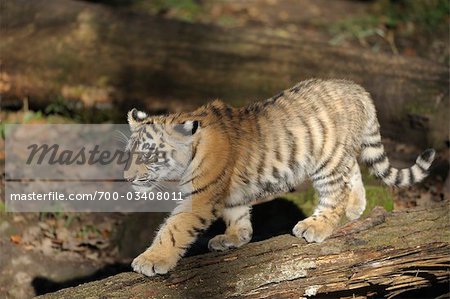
[[1, 0, 449, 148], [39, 204, 450, 298]]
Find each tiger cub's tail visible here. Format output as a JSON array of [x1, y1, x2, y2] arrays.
[[359, 124, 435, 187]]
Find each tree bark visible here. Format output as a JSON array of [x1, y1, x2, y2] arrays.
[[1, 0, 448, 148], [39, 204, 450, 299]]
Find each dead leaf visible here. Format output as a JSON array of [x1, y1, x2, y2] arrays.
[[10, 235, 22, 244]]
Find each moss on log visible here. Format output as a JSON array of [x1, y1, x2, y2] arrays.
[[39, 204, 450, 298]]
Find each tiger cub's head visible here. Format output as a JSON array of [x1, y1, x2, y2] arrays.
[[124, 108, 200, 185]]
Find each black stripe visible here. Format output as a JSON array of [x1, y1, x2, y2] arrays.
[[302, 118, 314, 156], [314, 175, 344, 188], [316, 89, 338, 130], [235, 212, 249, 223], [366, 153, 387, 166], [312, 172, 335, 183], [321, 188, 346, 205], [152, 124, 161, 135], [211, 106, 222, 117], [272, 127, 283, 162], [318, 201, 338, 209], [212, 207, 219, 218], [256, 152, 266, 182], [256, 119, 267, 183], [375, 165, 391, 179], [365, 127, 380, 137], [285, 126, 298, 171], [361, 142, 382, 149], [272, 91, 284, 101], [180, 175, 196, 186], [317, 185, 343, 197], [395, 170, 403, 186], [290, 86, 300, 93], [335, 154, 351, 174], [189, 156, 207, 178], [169, 229, 176, 246], [191, 137, 200, 161], [320, 213, 329, 220], [272, 166, 281, 179], [196, 215, 207, 225], [238, 108, 246, 122], [226, 106, 233, 118], [144, 131, 153, 140], [416, 162, 428, 173], [238, 174, 250, 184], [406, 168, 412, 185], [317, 119, 326, 156], [185, 169, 228, 197], [409, 168, 416, 183], [275, 148, 282, 161], [313, 156, 333, 177]]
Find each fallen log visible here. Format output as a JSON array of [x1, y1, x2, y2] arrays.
[[1, 0, 448, 148], [39, 204, 450, 298]]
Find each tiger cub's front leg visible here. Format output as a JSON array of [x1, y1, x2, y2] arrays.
[[208, 205, 253, 252], [132, 198, 221, 277]]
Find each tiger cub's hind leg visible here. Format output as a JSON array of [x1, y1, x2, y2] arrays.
[[346, 161, 366, 220], [208, 206, 253, 252], [293, 159, 355, 243]]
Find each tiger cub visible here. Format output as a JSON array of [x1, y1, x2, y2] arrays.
[[125, 79, 435, 277]]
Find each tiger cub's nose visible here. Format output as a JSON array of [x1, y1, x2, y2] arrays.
[[123, 170, 137, 181]]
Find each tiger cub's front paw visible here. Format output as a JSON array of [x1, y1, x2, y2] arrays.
[[132, 249, 178, 277], [208, 227, 252, 252]]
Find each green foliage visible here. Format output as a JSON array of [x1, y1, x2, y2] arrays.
[[133, 0, 202, 22], [79, 0, 204, 22], [329, 0, 449, 45], [282, 166, 394, 218], [0, 201, 5, 214], [329, 16, 383, 45], [39, 212, 80, 228], [282, 188, 318, 217], [0, 123, 5, 140], [77, 224, 101, 239], [23, 111, 44, 123], [44, 96, 76, 119], [364, 186, 394, 214], [376, 0, 449, 31]]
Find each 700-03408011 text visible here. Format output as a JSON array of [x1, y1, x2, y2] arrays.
[[8, 191, 185, 201]]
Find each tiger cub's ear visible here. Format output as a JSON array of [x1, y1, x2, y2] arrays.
[[174, 120, 200, 136], [127, 108, 148, 128]]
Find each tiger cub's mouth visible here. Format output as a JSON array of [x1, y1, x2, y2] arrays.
[[132, 179, 180, 185]]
